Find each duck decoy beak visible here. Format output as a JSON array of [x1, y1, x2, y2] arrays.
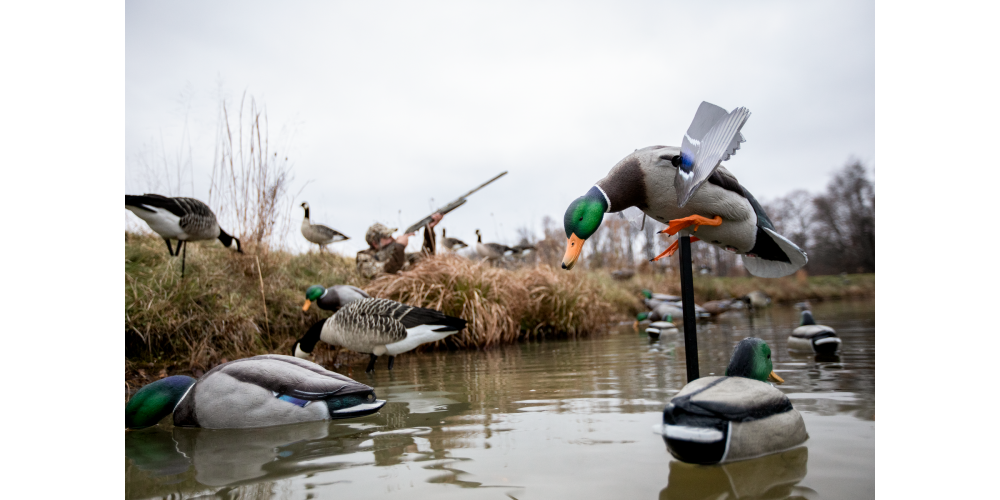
[[561, 234, 585, 270], [768, 371, 785, 384], [302, 300, 312, 312]]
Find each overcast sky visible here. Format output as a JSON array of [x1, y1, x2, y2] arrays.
[[125, 0, 874, 255]]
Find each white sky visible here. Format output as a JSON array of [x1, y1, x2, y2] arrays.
[[125, 0, 874, 255]]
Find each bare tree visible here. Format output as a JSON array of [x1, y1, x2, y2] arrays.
[[809, 160, 875, 274]]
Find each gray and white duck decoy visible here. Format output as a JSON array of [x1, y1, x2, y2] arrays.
[[302, 284, 370, 313], [475, 229, 515, 261], [300, 202, 348, 252], [788, 310, 841, 355], [125, 194, 242, 277], [661, 338, 808, 464], [294, 297, 467, 372], [560, 102, 807, 278], [439, 229, 469, 252], [125, 355, 385, 430]]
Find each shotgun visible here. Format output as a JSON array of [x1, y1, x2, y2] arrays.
[[403, 171, 508, 234]]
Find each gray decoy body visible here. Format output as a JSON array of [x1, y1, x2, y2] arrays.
[[788, 310, 841, 355], [661, 338, 807, 464], [300, 202, 348, 250], [303, 284, 370, 313], [439, 229, 468, 252], [475, 229, 515, 260], [294, 297, 467, 372], [125, 355, 385, 430], [125, 194, 242, 276]]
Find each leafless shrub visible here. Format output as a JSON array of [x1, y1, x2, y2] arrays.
[[209, 91, 297, 253]]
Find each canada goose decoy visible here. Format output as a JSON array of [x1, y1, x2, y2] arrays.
[[439, 229, 468, 252], [560, 102, 807, 278], [700, 299, 735, 317], [661, 338, 808, 464], [475, 229, 515, 261], [742, 290, 772, 310], [125, 355, 385, 430], [788, 310, 841, 355], [125, 194, 242, 277], [512, 243, 537, 257], [300, 202, 348, 252], [294, 297, 467, 372], [302, 284, 370, 313]]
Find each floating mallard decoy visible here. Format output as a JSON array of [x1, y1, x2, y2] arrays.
[[302, 284, 370, 313], [300, 202, 349, 252], [560, 102, 807, 278], [294, 297, 467, 372], [700, 299, 735, 317], [788, 310, 841, 355], [125, 194, 243, 277], [475, 229, 515, 261], [645, 320, 678, 339], [661, 338, 808, 464], [642, 290, 681, 303], [125, 355, 385, 430], [439, 229, 468, 252]]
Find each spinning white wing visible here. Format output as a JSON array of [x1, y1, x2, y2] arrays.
[[675, 102, 750, 207]]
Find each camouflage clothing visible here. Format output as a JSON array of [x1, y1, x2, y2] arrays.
[[356, 242, 407, 279], [356, 224, 437, 279]]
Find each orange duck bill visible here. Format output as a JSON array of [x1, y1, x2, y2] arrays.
[[561, 234, 585, 270]]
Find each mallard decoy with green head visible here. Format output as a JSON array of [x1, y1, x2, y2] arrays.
[[661, 338, 808, 464], [302, 284, 370, 313], [125, 355, 385, 430], [294, 297, 467, 372], [560, 102, 807, 278], [788, 310, 841, 355]]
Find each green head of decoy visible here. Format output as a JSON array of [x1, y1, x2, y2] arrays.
[[303, 285, 325, 311], [125, 375, 196, 430], [561, 187, 608, 270], [636, 312, 650, 321], [641, 289, 653, 299], [724, 338, 784, 384]]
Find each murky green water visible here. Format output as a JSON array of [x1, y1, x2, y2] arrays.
[[126, 299, 875, 499]]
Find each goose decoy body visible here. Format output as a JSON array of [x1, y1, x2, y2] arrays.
[[439, 229, 469, 252], [512, 242, 537, 257], [125, 355, 385, 430], [560, 102, 807, 278], [125, 194, 242, 277], [300, 202, 348, 252], [661, 338, 808, 464], [302, 284, 370, 313], [475, 229, 515, 261], [742, 290, 772, 310], [294, 297, 467, 372], [788, 310, 841, 355]]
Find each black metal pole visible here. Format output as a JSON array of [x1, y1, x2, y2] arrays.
[[679, 236, 699, 382]]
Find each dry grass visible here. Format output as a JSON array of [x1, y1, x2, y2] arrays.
[[364, 254, 616, 349], [125, 231, 362, 374]]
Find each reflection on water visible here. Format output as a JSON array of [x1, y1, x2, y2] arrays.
[[660, 447, 815, 500], [126, 299, 875, 499]]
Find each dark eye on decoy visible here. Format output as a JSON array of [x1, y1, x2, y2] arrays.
[[671, 156, 682, 167], [579, 217, 583, 221]]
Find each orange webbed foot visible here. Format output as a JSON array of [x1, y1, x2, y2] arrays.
[[650, 237, 700, 262], [658, 215, 722, 236]]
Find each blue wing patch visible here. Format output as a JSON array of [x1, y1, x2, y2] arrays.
[[276, 393, 311, 407]]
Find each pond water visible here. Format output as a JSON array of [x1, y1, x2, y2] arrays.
[[126, 299, 875, 499]]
